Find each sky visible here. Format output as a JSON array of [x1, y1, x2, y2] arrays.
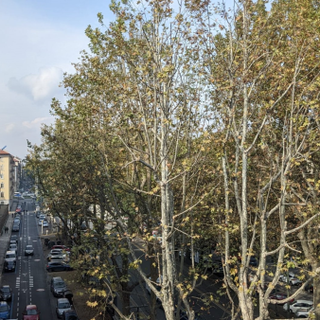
[[0, 0, 112, 159]]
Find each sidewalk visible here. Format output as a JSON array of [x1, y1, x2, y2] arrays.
[[0, 212, 14, 283]]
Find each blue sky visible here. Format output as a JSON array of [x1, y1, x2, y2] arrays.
[[0, 0, 112, 159], [0, 0, 235, 159]]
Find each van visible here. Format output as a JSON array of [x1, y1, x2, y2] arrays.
[[5, 251, 16, 261]]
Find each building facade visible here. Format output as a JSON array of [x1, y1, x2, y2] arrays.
[[0, 150, 16, 206]]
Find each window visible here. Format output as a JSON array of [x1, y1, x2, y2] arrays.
[[0, 174, 3, 179], [0, 183, 3, 188], [0, 192, 4, 198]]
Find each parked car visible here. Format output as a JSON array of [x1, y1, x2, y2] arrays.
[[47, 249, 68, 261], [5, 250, 16, 262], [62, 310, 79, 320], [12, 223, 20, 232], [283, 299, 313, 313], [305, 283, 313, 293], [56, 298, 72, 318], [52, 245, 71, 252], [0, 285, 12, 301], [25, 245, 34, 256], [295, 307, 314, 318], [8, 243, 18, 254], [0, 301, 10, 319], [4, 259, 16, 272], [279, 272, 302, 286], [47, 261, 72, 272], [38, 219, 44, 226], [22, 304, 40, 320], [9, 239, 17, 246], [51, 277, 67, 297], [10, 234, 18, 243], [269, 292, 294, 304], [249, 256, 258, 267], [42, 220, 49, 228]]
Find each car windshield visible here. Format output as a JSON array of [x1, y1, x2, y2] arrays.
[[6, 254, 15, 259], [1, 288, 10, 293], [55, 282, 65, 288], [0, 305, 8, 311], [58, 302, 70, 309], [27, 309, 38, 315], [26, 246, 33, 249]]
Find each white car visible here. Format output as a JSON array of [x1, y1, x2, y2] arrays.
[[43, 220, 49, 227], [47, 249, 68, 261], [279, 272, 302, 286], [295, 307, 314, 318], [283, 300, 313, 313], [56, 298, 72, 318]]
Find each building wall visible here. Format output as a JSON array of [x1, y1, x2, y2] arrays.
[[0, 150, 15, 206]]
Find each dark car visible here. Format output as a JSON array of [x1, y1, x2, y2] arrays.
[[249, 256, 258, 267], [51, 277, 67, 297], [4, 259, 16, 272], [0, 285, 12, 301], [62, 310, 79, 320], [12, 223, 20, 232], [46, 261, 72, 272], [0, 301, 10, 319], [25, 245, 34, 256], [10, 234, 18, 243], [305, 283, 313, 293]]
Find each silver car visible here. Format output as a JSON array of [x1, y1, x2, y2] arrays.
[[25, 245, 34, 256], [56, 298, 72, 318], [283, 299, 313, 313]]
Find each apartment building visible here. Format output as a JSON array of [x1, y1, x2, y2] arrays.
[[0, 150, 16, 206]]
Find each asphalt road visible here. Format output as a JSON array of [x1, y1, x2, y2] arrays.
[[1, 199, 58, 320]]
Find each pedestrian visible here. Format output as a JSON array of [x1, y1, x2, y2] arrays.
[[4, 226, 8, 233]]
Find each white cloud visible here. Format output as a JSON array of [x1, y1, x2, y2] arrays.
[[4, 123, 15, 133], [22, 117, 54, 129], [7, 67, 64, 102]]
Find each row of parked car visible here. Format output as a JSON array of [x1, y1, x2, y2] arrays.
[[0, 211, 41, 320], [50, 276, 78, 319], [35, 212, 79, 319]]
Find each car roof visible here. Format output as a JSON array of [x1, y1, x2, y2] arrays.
[[6, 250, 16, 254], [26, 305, 37, 309], [58, 298, 69, 303], [52, 276, 63, 281], [294, 300, 313, 304], [0, 301, 8, 305], [1, 285, 10, 288]]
